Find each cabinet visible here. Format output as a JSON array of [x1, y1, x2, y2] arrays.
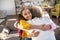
[[15, 0, 43, 15], [15, 0, 22, 14]]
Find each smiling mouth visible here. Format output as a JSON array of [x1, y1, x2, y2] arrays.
[[27, 16, 31, 18], [27, 16, 32, 19]]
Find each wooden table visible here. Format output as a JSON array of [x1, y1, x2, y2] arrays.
[[42, 6, 53, 15]]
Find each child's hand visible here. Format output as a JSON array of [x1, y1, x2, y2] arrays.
[[31, 30, 40, 37], [27, 34, 32, 38], [40, 24, 51, 31], [44, 25, 51, 30]]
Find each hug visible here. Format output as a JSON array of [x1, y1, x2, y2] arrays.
[[14, 6, 57, 40]]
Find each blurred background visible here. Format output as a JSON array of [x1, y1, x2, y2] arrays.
[[0, 0, 60, 40]]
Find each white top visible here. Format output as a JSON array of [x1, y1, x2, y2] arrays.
[[27, 17, 56, 40]]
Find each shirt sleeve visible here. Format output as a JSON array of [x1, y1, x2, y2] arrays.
[[14, 21, 30, 31], [14, 21, 26, 30], [14, 21, 18, 28]]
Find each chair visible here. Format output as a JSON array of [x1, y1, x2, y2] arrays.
[[51, 4, 60, 18]]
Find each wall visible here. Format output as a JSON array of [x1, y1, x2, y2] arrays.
[[0, 0, 16, 15]]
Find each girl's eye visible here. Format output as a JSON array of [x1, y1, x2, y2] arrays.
[[28, 11, 31, 14], [24, 13, 27, 15]]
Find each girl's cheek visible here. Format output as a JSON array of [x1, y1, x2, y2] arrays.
[[24, 15, 27, 18]]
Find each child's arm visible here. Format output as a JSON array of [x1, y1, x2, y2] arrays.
[[14, 21, 18, 28], [20, 20, 43, 30], [20, 20, 51, 31], [31, 30, 40, 37], [31, 24, 51, 31]]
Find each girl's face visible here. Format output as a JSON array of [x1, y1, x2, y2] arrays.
[[22, 9, 32, 20]]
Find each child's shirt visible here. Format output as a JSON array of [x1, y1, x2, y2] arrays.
[[14, 20, 31, 38], [20, 20, 32, 30], [19, 20, 32, 38]]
